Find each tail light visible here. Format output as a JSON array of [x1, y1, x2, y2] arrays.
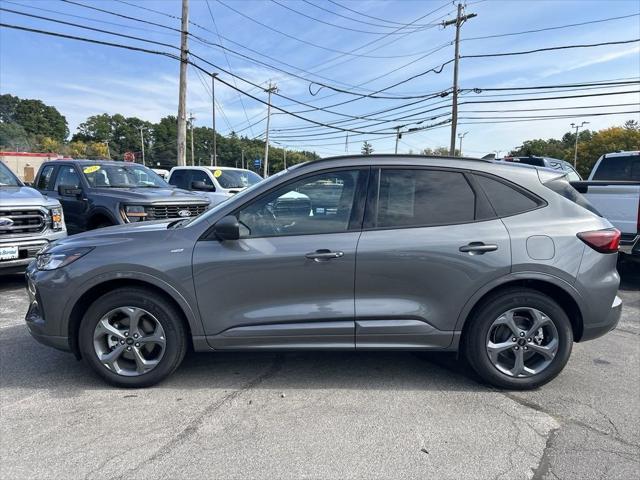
[[577, 228, 620, 253]]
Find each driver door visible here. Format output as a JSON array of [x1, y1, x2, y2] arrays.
[[192, 168, 369, 350]]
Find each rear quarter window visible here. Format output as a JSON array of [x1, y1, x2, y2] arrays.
[[544, 178, 601, 216], [474, 174, 543, 217]]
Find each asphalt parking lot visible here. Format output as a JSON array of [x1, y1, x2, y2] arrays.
[[1, 264, 638, 480]]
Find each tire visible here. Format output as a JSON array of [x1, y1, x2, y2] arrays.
[[463, 288, 573, 390], [79, 287, 187, 388]]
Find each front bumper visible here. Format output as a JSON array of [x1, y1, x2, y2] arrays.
[[24, 265, 71, 352], [0, 231, 66, 271], [580, 295, 622, 342]]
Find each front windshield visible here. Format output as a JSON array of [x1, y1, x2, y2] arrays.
[[0, 162, 21, 186], [212, 169, 262, 189], [82, 163, 170, 188]]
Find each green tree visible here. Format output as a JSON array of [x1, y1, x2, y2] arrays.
[[0, 122, 32, 150], [421, 147, 460, 156], [361, 141, 374, 155], [0, 94, 20, 123], [13, 98, 69, 141]]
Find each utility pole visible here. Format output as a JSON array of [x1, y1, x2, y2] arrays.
[[443, 3, 476, 156], [394, 126, 402, 154], [345, 133, 349, 153], [188, 112, 196, 166], [137, 126, 145, 166], [104, 141, 111, 160], [570, 121, 589, 167], [283, 148, 287, 169], [176, 0, 189, 166], [263, 82, 277, 178], [457, 131, 468, 157], [241, 149, 245, 169], [211, 72, 218, 166]]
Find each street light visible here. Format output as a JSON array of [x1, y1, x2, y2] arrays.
[[570, 122, 589, 168], [457, 131, 468, 157]]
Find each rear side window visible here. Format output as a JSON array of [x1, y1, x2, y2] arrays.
[[592, 156, 640, 181], [474, 174, 541, 217], [374, 169, 476, 228], [544, 178, 601, 216], [169, 169, 189, 189], [37, 165, 56, 190]]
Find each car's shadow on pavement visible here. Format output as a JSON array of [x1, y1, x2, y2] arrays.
[[1, 322, 485, 394], [618, 259, 639, 291]]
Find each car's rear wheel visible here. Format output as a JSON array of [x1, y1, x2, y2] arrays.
[[79, 287, 187, 387], [463, 288, 573, 390]]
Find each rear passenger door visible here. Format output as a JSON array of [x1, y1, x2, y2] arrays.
[[51, 165, 89, 234], [354, 167, 511, 349]]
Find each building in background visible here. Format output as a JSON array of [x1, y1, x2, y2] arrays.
[[0, 152, 70, 182]]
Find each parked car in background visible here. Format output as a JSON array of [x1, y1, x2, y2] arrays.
[[151, 168, 170, 180], [0, 160, 66, 272], [33, 160, 210, 235], [572, 151, 640, 261], [500, 156, 582, 181], [26, 155, 621, 390], [168, 166, 262, 206]]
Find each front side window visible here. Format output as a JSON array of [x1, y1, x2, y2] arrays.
[[190, 170, 214, 188], [54, 166, 81, 189], [373, 169, 476, 228], [237, 169, 362, 237], [37, 165, 55, 190], [169, 169, 189, 189]]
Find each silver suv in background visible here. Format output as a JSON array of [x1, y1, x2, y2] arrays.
[[0, 161, 66, 272], [168, 166, 262, 206], [25, 155, 621, 389]]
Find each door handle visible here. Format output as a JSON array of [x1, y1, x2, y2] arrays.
[[459, 242, 498, 254], [305, 249, 344, 262]]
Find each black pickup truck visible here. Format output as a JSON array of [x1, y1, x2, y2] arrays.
[[33, 160, 210, 234]]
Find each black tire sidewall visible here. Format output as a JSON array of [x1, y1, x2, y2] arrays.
[[465, 289, 573, 390], [79, 288, 186, 388]]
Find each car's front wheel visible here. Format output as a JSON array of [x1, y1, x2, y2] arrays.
[[79, 287, 187, 387], [464, 288, 573, 390]]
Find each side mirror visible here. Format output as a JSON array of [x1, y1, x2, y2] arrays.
[[191, 180, 214, 191], [58, 184, 83, 197], [213, 215, 240, 241]]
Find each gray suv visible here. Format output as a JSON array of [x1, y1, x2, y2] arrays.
[[25, 155, 622, 389]]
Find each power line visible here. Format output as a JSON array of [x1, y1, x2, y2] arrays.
[[204, 0, 254, 136], [462, 38, 640, 59], [215, 0, 439, 59], [0, 22, 400, 135], [462, 13, 640, 42], [301, 0, 427, 30], [270, 0, 432, 35], [325, 0, 443, 27]]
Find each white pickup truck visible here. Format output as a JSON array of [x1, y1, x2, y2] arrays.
[[571, 151, 640, 261]]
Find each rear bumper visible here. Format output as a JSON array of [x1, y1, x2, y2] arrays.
[[619, 233, 639, 258], [580, 295, 622, 342]]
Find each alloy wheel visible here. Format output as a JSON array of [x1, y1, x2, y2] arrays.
[[93, 306, 166, 376], [485, 307, 559, 378]]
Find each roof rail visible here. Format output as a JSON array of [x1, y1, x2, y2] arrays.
[[306, 153, 491, 165]]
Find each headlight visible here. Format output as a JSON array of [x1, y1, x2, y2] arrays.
[[36, 247, 93, 271], [49, 206, 65, 231], [123, 205, 148, 222]]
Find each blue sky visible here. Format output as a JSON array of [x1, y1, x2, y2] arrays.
[[1, 0, 639, 158]]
